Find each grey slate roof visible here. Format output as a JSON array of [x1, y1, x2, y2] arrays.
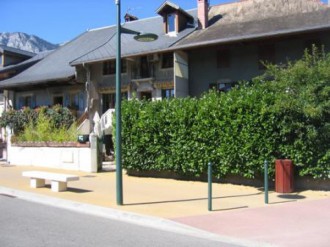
[[0, 50, 52, 74], [70, 12, 197, 65], [0, 45, 36, 57], [174, 0, 330, 49], [0, 28, 117, 88]]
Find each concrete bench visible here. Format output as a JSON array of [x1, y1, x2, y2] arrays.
[[22, 171, 79, 192]]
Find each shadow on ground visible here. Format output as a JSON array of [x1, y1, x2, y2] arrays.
[[212, 206, 249, 211], [44, 185, 93, 193], [277, 194, 306, 200], [124, 192, 262, 206]]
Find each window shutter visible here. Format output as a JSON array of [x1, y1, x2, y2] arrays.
[[78, 91, 85, 111], [18, 97, 24, 109], [64, 94, 70, 107], [31, 95, 36, 109]]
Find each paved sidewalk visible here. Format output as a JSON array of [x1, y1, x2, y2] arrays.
[[174, 198, 330, 247], [0, 164, 329, 246]]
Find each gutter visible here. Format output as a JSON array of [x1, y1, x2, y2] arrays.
[[0, 75, 75, 90], [0, 60, 38, 74]]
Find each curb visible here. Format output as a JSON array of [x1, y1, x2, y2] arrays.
[[0, 186, 271, 247]]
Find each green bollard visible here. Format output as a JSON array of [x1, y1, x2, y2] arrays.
[[264, 160, 269, 204], [208, 162, 212, 211]]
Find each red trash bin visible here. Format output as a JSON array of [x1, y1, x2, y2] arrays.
[[275, 159, 294, 193]]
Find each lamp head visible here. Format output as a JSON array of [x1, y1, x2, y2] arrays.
[[134, 33, 158, 42]]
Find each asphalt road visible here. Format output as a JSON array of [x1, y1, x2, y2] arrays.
[[0, 194, 240, 247]]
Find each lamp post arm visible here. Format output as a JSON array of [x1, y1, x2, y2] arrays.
[[121, 27, 140, 35]]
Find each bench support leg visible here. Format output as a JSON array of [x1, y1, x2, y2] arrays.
[[51, 181, 67, 192], [30, 178, 45, 188]]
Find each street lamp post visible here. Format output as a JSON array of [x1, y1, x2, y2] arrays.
[[115, 0, 123, 205], [115, 0, 158, 206]]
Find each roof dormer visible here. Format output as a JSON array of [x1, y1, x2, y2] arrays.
[[156, 1, 194, 34]]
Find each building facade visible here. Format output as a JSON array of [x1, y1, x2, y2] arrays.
[[0, 0, 329, 121]]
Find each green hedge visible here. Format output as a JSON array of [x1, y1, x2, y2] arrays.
[[117, 49, 330, 179]]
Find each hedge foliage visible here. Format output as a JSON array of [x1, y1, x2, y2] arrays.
[[0, 105, 76, 142], [118, 48, 329, 179]]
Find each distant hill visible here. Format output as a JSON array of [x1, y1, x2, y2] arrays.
[[0, 32, 59, 53]]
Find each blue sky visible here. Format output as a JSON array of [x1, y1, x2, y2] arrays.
[[1, 0, 328, 44]]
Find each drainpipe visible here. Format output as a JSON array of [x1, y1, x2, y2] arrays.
[[83, 63, 92, 132], [2, 91, 7, 160], [3, 90, 7, 112], [83, 63, 91, 110]]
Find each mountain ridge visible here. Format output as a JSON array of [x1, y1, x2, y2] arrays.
[[0, 32, 59, 53]]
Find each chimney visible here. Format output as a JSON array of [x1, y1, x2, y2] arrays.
[[124, 13, 138, 22], [197, 0, 209, 29]]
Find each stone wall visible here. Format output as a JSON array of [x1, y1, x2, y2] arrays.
[[7, 134, 101, 173]]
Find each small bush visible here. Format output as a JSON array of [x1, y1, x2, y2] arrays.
[[17, 112, 77, 142], [0, 107, 37, 134], [0, 105, 77, 142]]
